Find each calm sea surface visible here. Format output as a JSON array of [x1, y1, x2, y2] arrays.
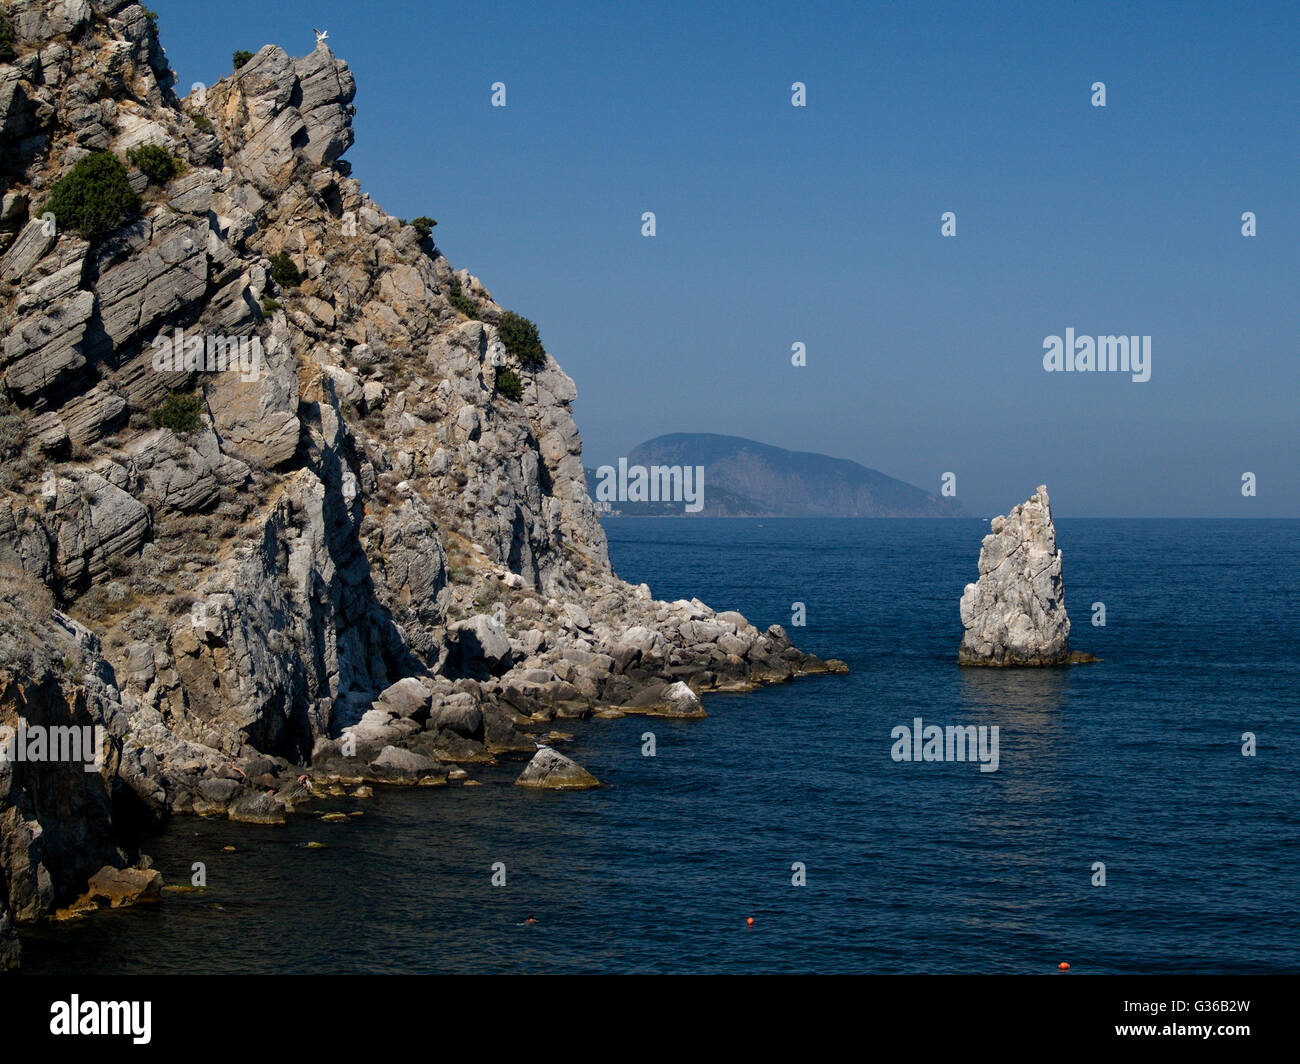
[[19, 519, 1300, 973]]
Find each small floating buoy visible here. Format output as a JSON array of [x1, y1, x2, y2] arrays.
[[746, 917, 754, 927], [1059, 962, 1070, 971]]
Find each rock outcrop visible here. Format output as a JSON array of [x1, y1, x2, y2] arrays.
[[514, 746, 601, 790], [958, 486, 1071, 666], [0, 2, 847, 964], [0, 570, 158, 969]]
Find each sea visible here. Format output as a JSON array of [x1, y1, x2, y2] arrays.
[[18, 519, 1299, 974]]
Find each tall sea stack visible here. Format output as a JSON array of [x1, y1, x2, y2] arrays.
[[958, 485, 1071, 666]]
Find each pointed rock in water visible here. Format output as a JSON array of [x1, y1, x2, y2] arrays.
[[515, 747, 602, 790], [958, 485, 1071, 666]]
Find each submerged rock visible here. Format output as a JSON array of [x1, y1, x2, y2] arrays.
[[514, 747, 601, 790], [958, 485, 1071, 666]]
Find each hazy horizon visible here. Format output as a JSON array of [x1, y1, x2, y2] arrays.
[[151, 0, 1299, 518]]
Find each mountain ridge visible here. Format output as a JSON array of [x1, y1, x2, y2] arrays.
[[588, 432, 967, 517]]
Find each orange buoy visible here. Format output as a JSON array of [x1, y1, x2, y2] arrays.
[[1058, 962, 1070, 971], [746, 917, 754, 927]]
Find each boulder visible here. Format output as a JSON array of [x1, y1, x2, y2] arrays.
[[427, 692, 484, 740], [81, 866, 163, 908], [367, 745, 445, 785], [376, 676, 433, 720], [228, 792, 286, 824], [447, 615, 512, 677], [514, 747, 601, 790]]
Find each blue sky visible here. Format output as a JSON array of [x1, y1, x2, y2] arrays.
[[152, 0, 1298, 516]]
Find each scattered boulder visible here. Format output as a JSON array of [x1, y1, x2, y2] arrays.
[[228, 792, 287, 825], [79, 866, 163, 909], [514, 747, 601, 790], [367, 745, 446, 785], [623, 680, 706, 719], [447, 616, 513, 677]]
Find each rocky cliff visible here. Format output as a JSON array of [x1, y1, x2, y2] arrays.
[[958, 485, 1071, 665], [0, 1, 844, 964]]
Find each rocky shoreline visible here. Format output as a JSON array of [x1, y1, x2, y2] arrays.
[[0, 2, 845, 967]]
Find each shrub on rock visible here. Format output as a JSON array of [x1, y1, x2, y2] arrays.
[[0, 12, 16, 63], [495, 367, 524, 401], [269, 251, 303, 288], [447, 276, 478, 318], [44, 152, 141, 243], [151, 392, 203, 434], [498, 311, 545, 370], [126, 143, 183, 184]]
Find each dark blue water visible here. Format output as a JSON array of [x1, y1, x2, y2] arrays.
[[20, 519, 1300, 973]]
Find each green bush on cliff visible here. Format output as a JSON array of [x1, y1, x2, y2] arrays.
[[45, 152, 141, 243], [447, 276, 478, 319], [0, 13, 17, 63], [269, 251, 303, 289], [410, 215, 436, 240], [495, 368, 524, 402], [151, 392, 203, 434], [498, 311, 545, 370], [232, 49, 253, 70], [126, 143, 183, 185]]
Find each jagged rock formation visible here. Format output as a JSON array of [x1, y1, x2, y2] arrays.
[[958, 485, 1071, 666], [0, 3, 846, 963]]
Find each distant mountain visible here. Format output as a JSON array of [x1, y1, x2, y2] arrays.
[[587, 434, 968, 517]]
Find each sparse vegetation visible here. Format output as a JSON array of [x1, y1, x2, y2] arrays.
[[495, 367, 524, 401], [0, 565, 61, 676], [269, 251, 303, 289], [44, 151, 141, 243], [126, 143, 183, 185], [0, 12, 16, 63], [0, 394, 25, 462], [410, 215, 436, 240], [498, 311, 546, 370], [232, 49, 253, 70], [191, 112, 214, 134], [447, 276, 478, 319], [151, 392, 203, 434], [260, 294, 281, 313]]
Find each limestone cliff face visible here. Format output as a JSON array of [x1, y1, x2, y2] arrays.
[[0, 579, 141, 968], [958, 485, 1071, 666], [0, 1, 845, 960]]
